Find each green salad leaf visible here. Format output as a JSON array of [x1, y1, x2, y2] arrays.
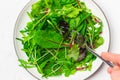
[[67, 45, 79, 61], [17, 0, 104, 78], [34, 30, 63, 48]]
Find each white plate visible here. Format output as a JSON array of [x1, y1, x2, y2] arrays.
[[14, 0, 111, 80]]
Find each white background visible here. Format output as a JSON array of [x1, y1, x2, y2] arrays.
[[0, 0, 120, 80]]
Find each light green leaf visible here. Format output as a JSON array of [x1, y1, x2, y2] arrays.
[[67, 45, 79, 61]]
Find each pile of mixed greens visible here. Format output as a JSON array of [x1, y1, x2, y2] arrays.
[[17, 0, 104, 78]]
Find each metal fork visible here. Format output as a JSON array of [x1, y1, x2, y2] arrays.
[[85, 44, 114, 67]]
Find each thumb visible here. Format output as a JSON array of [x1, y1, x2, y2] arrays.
[[101, 52, 120, 65]]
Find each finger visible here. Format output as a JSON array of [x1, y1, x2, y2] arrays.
[[101, 52, 120, 64], [107, 67, 113, 74], [113, 66, 120, 71], [113, 62, 120, 67], [108, 66, 120, 74]]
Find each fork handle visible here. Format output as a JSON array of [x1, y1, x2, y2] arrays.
[[86, 45, 114, 67], [99, 56, 114, 67]]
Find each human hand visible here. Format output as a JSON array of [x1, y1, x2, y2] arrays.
[[101, 52, 120, 80]]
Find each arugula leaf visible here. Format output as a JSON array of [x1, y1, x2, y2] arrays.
[[19, 59, 35, 68]]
